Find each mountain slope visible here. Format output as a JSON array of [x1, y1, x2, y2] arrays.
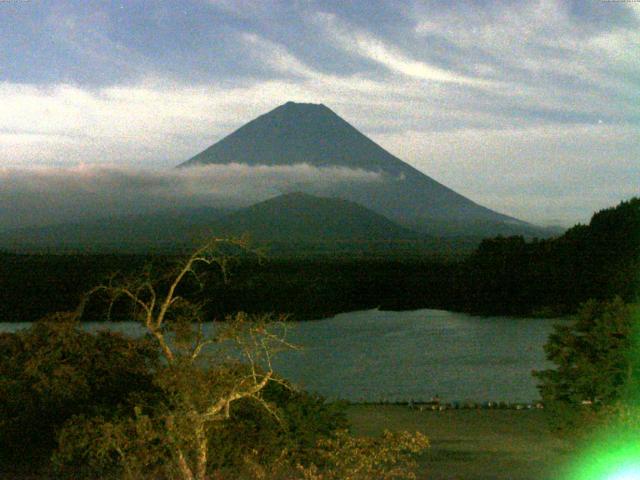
[[0, 194, 416, 252], [180, 101, 539, 236], [0, 207, 226, 253], [213, 192, 416, 241]]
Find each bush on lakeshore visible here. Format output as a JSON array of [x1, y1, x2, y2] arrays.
[[533, 298, 640, 432]]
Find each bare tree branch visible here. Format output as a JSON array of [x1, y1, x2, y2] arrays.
[[75, 238, 297, 480]]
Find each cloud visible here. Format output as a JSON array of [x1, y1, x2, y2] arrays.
[[313, 12, 493, 87], [410, 0, 640, 93], [2, 1, 638, 226], [241, 33, 327, 80], [0, 80, 295, 168], [0, 163, 381, 231]]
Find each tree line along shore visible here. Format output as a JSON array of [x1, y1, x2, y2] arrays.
[[0, 197, 637, 479], [1, 197, 637, 323]]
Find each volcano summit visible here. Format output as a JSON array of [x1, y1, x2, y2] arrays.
[[180, 101, 538, 237]]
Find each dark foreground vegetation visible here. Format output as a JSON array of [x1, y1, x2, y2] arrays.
[[2, 298, 638, 479], [1, 197, 638, 322], [0, 243, 428, 479], [0, 198, 638, 479]]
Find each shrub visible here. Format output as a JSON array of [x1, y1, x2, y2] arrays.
[[533, 297, 640, 431], [0, 313, 159, 469]]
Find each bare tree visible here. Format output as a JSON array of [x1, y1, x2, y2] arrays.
[[57, 238, 428, 480], [77, 238, 294, 480]]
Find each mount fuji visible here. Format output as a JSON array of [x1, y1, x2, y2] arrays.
[[180, 101, 539, 237]]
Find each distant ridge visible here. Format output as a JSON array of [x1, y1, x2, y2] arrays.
[[180, 101, 542, 237], [0, 207, 226, 253], [213, 192, 416, 241], [0, 194, 417, 252]]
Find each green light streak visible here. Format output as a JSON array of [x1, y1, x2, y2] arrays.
[[562, 305, 640, 480], [563, 432, 640, 480]]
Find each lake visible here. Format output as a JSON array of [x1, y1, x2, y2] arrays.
[[0, 309, 564, 403]]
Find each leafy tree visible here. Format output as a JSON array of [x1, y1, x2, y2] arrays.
[[0, 314, 159, 471], [205, 380, 349, 470], [533, 297, 640, 430], [294, 429, 429, 480]]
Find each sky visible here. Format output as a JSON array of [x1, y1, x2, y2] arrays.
[[1, 0, 639, 227]]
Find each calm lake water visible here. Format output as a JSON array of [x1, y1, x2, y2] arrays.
[[1, 309, 565, 403]]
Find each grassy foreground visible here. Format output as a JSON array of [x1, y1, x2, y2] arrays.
[[347, 404, 575, 480]]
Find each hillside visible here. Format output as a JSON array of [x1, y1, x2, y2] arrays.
[[0, 193, 421, 253], [456, 197, 640, 314], [0, 207, 226, 253], [213, 192, 416, 242]]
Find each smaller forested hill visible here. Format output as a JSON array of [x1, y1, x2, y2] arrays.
[[213, 192, 417, 242], [457, 197, 640, 315], [0, 193, 420, 254]]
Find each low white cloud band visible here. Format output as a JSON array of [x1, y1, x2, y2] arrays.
[[0, 163, 381, 231]]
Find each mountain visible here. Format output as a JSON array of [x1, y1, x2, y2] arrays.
[[0, 194, 418, 253], [180, 101, 544, 237], [213, 192, 415, 242], [0, 102, 555, 253], [0, 207, 226, 253]]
